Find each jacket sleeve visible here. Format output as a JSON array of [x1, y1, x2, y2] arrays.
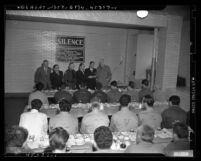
[[107, 66, 112, 81], [34, 68, 40, 83]]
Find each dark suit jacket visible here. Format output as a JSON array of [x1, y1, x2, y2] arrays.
[[76, 70, 86, 89], [138, 88, 153, 102], [50, 71, 63, 90], [91, 90, 108, 103], [85, 68, 96, 90], [73, 89, 91, 103], [34, 66, 52, 89], [63, 69, 77, 89], [54, 90, 73, 104], [161, 105, 187, 129]]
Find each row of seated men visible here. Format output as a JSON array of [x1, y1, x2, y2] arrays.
[[28, 79, 153, 106], [6, 121, 190, 155], [6, 92, 191, 155]]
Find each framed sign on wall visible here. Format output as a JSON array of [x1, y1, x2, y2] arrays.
[[56, 36, 85, 62]]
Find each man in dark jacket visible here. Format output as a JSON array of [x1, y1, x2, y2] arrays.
[[63, 62, 76, 89], [73, 82, 91, 103], [161, 95, 187, 129], [50, 64, 63, 90], [34, 60, 52, 89], [85, 61, 96, 90], [91, 82, 107, 103]]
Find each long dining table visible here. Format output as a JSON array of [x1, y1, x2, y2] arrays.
[[25, 128, 174, 153], [36, 101, 169, 119]]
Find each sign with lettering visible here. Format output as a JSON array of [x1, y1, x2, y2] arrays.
[[56, 36, 85, 62]]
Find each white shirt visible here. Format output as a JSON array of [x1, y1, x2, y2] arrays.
[[28, 91, 49, 105], [19, 109, 48, 140]]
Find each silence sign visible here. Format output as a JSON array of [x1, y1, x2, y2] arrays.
[[56, 36, 85, 62]]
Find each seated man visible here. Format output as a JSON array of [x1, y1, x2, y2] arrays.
[[110, 94, 139, 132], [123, 81, 139, 102], [73, 82, 91, 103], [80, 102, 110, 134], [49, 99, 78, 135], [139, 95, 162, 130], [54, 83, 73, 104], [93, 126, 121, 153], [19, 99, 48, 141], [163, 122, 190, 156], [125, 124, 164, 154], [28, 82, 49, 105], [5, 125, 33, 154], [107, 81, 122, 103], [91, 82, 108, 103], [44, 127, 69, 153], [161, 95, 187, 129], [138, 79, 153, 103]]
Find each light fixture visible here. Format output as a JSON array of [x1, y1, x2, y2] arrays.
[[137, 10, 149, 18]]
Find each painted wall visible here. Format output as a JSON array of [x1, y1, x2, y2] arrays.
[[178, 20, 190, 87], [5, 20, 133, 93], [135, 34, 154, 79]]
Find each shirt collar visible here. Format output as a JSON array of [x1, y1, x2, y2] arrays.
[[30, 109, 38, 113]]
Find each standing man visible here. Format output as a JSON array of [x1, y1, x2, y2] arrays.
[[96, 59, 112, 89], [34, 60, 52, 90], [63, 62, 77, 89], [85, 61, 97, 90]]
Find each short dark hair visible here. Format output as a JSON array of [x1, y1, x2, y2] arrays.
[[94, 126, 113, 149], [96, 82, 103, 90], [119, 94, 131, 107], [31, 99, 43, 110], [49, 127, 69, 151], [110, 81, 117, 87], [143, 95, 155, 107], [173, 122, 188, 139], [129, 81, 135, 89], [35, 82, 44, 91], [90, 61, 94, 65], [43, 60, 48, 63], [142, 79, 149, 87], [59, 99, 72, 112], [90, 96, 101, 103], [169, 95, 180, 105], [6, 125, 28, 147], [53, 64, 59, 69], [60, 83, 66, 89], [140, 125, 155, 143], [79, 82, 86, 88], [79, 63, 84, 69]]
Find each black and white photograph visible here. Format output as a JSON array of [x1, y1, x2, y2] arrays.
[[4, 4, 196, 158]]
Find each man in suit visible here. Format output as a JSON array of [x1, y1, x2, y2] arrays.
[[161, 95, 187, 129], [91, 82, 108, 103], [96, 59, 112, 89], [63, 62, 77, 89], [85, 61, 96, 90], [125, 124, 164, 154], [163, 122, 190, 156], [76, 63, 86, 89], [19, 99, 48, 141], [107, 81, 122, 103], [34, 60, 52, 90], [49, 99, 78, 135], [50, 64, 63, 90], [73, 82, 91, 103], [138, 79, 153, 102]]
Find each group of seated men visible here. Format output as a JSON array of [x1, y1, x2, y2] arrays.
[[28, 78, 153, 106], [5, 83, 191, 155]]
